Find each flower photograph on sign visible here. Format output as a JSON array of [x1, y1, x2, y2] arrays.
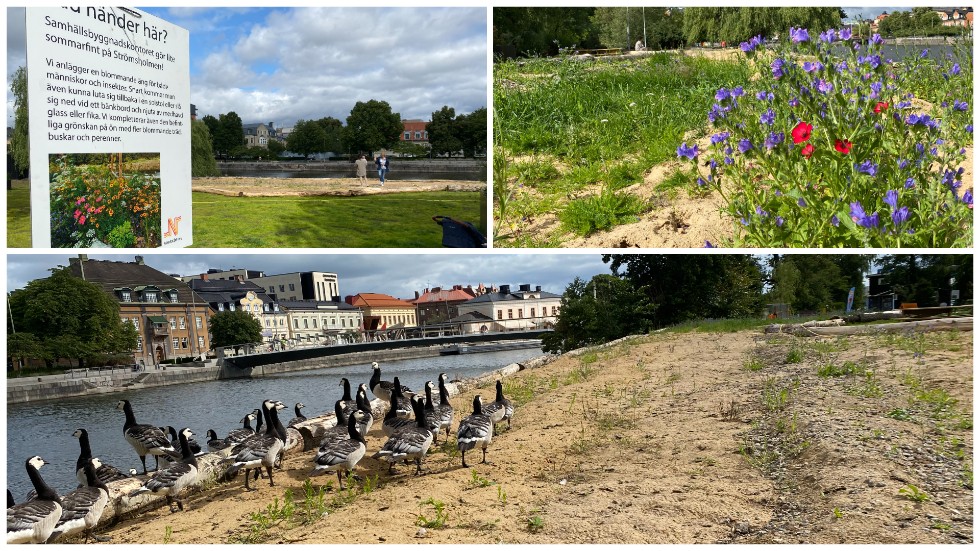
[[49, 153, 162, 248]]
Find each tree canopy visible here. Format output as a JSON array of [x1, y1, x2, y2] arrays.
[[494, 7, 600, 57], [592, 8, 685, 50], [878, 8, 966, 37], [344, 100, 402, 155], [286, 119, 330, 157], [7, 267, 137, 369], [682, 7, 843, 44], [875, 255, 972, 306], [209, 310, 264, 349], [190, 120, 220, 177], [9, 66, 29, 177], [766, 255, 872, 313]]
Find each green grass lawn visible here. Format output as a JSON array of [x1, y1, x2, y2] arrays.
[[7, 184, 483, 248]]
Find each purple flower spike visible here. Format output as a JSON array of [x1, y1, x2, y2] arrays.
[[857, 160, 878, 176], [798, 198, 806, 207], [892, 206, 910, 226], [963, 190, 973, 208], [831, 214, 840, 227], [870, 34, 883, 45], [905, 177, 915, 189], [738, 139, 753, 154], [817, 80, 833, 94], [884, 189, 899, 208], [776, 216, 785, 227], [704, 240, 716, 248], [771, 58, 786, 79], [676, 142, 699, 160], [838, 28, 852, 41], [715, 88, 730, 102], [953, 100, 968, 111], [952, 63, 961, 75], [790, 27, 810, 43], [819, 29, 836, 43], [760, 108, 776, 125], [710, 132, 730, 145]]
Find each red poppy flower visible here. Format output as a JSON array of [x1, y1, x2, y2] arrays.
[[873, 102, 889, 114], [801, 144, 815, 158], [834, 139, 852, 154], [791, 121, 813, 144]]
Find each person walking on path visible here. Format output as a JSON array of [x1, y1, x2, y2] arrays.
[[375, 153, 390, 186], [354, 154, 368, 184]]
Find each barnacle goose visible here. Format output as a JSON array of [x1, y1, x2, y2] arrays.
[[314, 400, 351, 449], [373, 396, 433, 475], [310, 412, 367, 489], [354, 384, 374, 438], [287, 402, 307, 427], [167, 426, 202, 456], [422, 381, 446, 444], [49, 458, 110, 543], [482, 380, 514, 430], [6, 456, 62, 544], [116, 399, 181, 473], [223, 400, 286, 491], [73, 428, 130, 486], [206, 429, 227, 453], [457, 395, 493, 468], [434, 373, 455, 440], [390, 377, 414, 418], [129, 428, 199, 512], [369, 362, 415, 403], [339, 378, 357, 418], [381, 392, 416, 437], [225, 410, 259, 446]]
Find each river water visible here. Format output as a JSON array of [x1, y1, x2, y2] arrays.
[[6, 348, 543, 499]]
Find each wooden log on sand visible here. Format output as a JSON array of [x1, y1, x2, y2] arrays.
[[765, 317, 972, 337]]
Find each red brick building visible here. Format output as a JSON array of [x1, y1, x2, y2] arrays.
[[400, 119, 429, 144]]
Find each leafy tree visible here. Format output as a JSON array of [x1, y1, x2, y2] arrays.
[[9, 66, 29, 184], [682, 7, 842, 44], [457, 107, 487, 157], [287, 119, 330, 157], [344, 100, 402, 155], [767, 255, 871, 312], [209, 310, 264, 349], [542, 274, 656, 353], [314, 117, 345, 154], [266, 138, 286, 157], [201, 114, 221, 152], [603, 254, 765, 326], [875, 255, 972, 306], [7, 333, 44, 374], [592, 7, 684, 50], [391, 140, 430, 157], [7, 267, 137, 368], [214, 111, 245, 156], [191, 120, 220, 177], [494, 7, 599, 57], [427, 106, 463, 157]]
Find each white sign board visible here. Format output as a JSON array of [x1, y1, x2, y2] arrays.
[[26, 7, 191, 247]]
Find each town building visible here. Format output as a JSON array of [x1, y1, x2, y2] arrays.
[[178, 268, 266, 283], [278, 299, 364, 345], [400, 119, 430, 145], [252, 272, 340, 302], [188, 277, 288, 344], [936, 7, 973, 27], [346, 293, 418, 331], [456, 284, 561, 332], [411, 285, 485, 326], [67, 255, 213, 366], [243, 122, 282, 148]]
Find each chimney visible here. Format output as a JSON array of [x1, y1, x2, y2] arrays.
[[519, 284, 531, 292], [344, 295, 355, 305], [135, 255, 144, 265], [414, 291, 420, 299], [499, 284, 511, 295], [536, 285, 542, 292], [202, 273, 209, 281]]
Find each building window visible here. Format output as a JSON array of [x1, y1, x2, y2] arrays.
[[198, 336, 205, 349], [518, 309, 523, 318], [552, 306, 558, 316], [263, 303, 269, 312], [121, 291, 131, 302], [266, 319, 271, 327], [313, 318, 318, 328], [531, 308, 536, 318], [289, 283, 296, 291], [508, 309, 513, 319], [170, 317, 177, 329], [181, 337, 188, 349], [229, 304, 236, 311], [179, 317, 185, 329], [172, 337, 179, 350], [136, 336, 143, 351], [195, 316, 202, 329], [169, 290, 178, 302], [132, 317, 140, 330], [279, 285, 285, 292], [414, 131, 422, 140], [497, 310, 503, 320], [303, 319, 309, 329], [144, 291, 157, 302], [404, 131, 410, 140], [269, 286, 275, 293], [294, 319, 299, 328], [218, 304, 225, 312]]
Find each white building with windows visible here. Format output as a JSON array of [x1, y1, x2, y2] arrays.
[[252, 272, 340, 302], [456, 284, 561, 332], [279, 300, 364, 345], [188, 278, 287, 344]]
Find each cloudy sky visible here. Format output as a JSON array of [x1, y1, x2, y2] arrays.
[[6, 6, 487, 128], [6, 253, 612, 299]]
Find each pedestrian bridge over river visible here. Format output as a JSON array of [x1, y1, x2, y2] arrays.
[[219, 330, 551, 371]]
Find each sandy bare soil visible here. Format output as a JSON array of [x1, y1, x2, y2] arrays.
[[193, 177, 485, 197], [94, 327, 972, 544]]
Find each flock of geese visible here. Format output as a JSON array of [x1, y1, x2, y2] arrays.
[[7, 361, 514, 544]]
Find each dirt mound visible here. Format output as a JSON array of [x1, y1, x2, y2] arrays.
[[193, 177, 485, 197]]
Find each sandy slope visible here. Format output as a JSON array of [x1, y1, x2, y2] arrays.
[[192, 177, 484, 197]]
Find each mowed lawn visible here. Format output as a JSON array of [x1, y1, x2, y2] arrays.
[[7, 183, 483, 248]]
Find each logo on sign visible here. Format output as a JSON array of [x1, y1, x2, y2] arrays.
[[163, 216, 182, 238]]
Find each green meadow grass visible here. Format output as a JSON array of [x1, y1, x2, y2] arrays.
[[7, 184, 482, 248], [494, 53, 752, 243]]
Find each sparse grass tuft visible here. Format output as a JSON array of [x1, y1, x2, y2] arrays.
[[416, 498, 449, 529], [898, 484, 930, 503]]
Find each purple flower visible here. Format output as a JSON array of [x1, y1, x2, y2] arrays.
[[869, 81, 883, 97], [831, 214, 840, 227], [676, 142, 699, 160], [731, 86, 745, 98], [697, 177, 707, 187], [739, 41, 753, 53], [884, 189, 899, 208], [966, 124, 973, 133], [724, 156, 733, 165], [898, 159, 909, 169], [704, 240, 716, 248], [710, 132, 730, 145], [920, 49, 929, 58], [771, 58, 786, 79], [850, 201, 866, 220], [755, 205, 768, 218], [790, 27, 810, 43], [819, 29, 836, 43], [856, 160, 878, 176], [953, 100, 968, 111], [838, 28, 852, 41], [952, 63, 961, 75], [870, 34, 883, 45], [715, 88, 731, 102], [760, 108, 776, 125], [892, 206, 910, 226], [764, 132, 785, 150], [802, 61, 823, 73], [816, 79, 833, 94], [738, 139, 753, 154], [798, 198, 806, 207], [776, 216, 785, 227], [789, 97, 799, 107], [905, 177, 915, 189], [835, 61, 849, 73], [963, 190, 973, 208]]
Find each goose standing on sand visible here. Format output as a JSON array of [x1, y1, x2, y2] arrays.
[[287, 403, 307, 427], [315, 401, 352, 449], [434, 373, 455, 441], [49, 458, 110, 543], [457, 395, 493, 468], [73, 428, 130, 486], [482, 380, 514, 430], [422, 381, 448, 445], [128, 428, 199, 512], [309, 412, 367, 489], [373, 396, 433, 475], [7, 456, 63, 544], [354, 384, 375, 437], [116, 400, 181, 474], [381, 393, 416, 437], [390, 377, 414, 418], [369, 362, 415, 403], [339, 378, 357, 418], [226, 410, 259, 446], [223, 400, 286, 491], [206, 430, 226, 453]]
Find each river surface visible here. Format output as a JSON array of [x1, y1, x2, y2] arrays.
[[220, 168, 485, 182], [6, 348, 543, 499]]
